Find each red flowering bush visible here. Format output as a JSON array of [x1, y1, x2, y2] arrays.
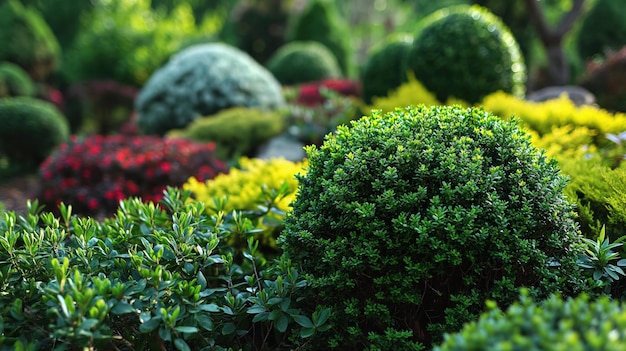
[[38, 135, 227, 217], [295, 79, 360, 106]]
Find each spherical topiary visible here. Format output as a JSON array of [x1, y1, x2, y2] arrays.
[[360, 32, 414, 104], [405, 5, 526, 104], [169, 107, 286, 161], [434, 290, 626, 351], [135, 43, 285, 136], [0, 62, 36, 98], [577, 0, 626, 61], [266, 41, 342, 85], [0, 97, 69, 169], [0, 0, 60, 81], [280, 105, 586, 350]]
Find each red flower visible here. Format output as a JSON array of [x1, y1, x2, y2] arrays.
[[160, 161, 171, 173], [88, 199, 99, 210]]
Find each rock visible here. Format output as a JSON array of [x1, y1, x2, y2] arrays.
[[526, 85, 596, 106], [255, 133, 306, 162]]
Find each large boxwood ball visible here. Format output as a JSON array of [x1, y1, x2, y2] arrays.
[[405, 5, 526, 104], [280, 105, 586, 349], [135, 43, 285, 136], [266, 41, 341, 85]]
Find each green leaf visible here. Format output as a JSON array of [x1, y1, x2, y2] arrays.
[[252, 312, 269, 323], [275, 313, 289, 333], [174, 338, 191, 351], [111, 302, 136, 315], [196, 314, 214, 331], [314, 308, 331, 327], [247, 306, 267, 314], [300, 327, 316, 338], [139, 317, 162, 333], [199, 304, 220, 313], [221, 322, 236, 335], [174, 326, 198, 334], [197, 271, 207, 290], [292, 315, 314, 328]]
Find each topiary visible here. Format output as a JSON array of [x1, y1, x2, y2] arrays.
[[0, 62, 36, 98], [405, 5, 526, 104], [169, 107, 286, 161], [0, 97, 69, 171], [434, 290, 626, 351], [266, 41, 342, 85], [576, 0, 626, 61], [136, 43, 285, 136], [280, 105, 587, 350], [288, 0, 353, 77], [360, 33, 414, 104], [0, 0, 60, 81]]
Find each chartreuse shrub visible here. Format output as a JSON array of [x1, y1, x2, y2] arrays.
[[0, 188, 330, 350], [576, 0, 626, 61], [280, 105, 587, 350], [136, 43, 285, 136], [184, 157, 306, 256], [169, 107, 286, 161], [360, 33, 414, 104], [434, 290, 626, 351], [0, 97, 69, 172], [0, 0, 60, 81], [266, 41, 342, 85], [406, 5, 526, 104], [0, 62, 35, 98]]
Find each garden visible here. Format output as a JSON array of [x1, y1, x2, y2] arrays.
[[2, 0, 626, 349]]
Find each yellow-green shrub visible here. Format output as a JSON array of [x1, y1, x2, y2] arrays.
[[183, 157, 307, 252]]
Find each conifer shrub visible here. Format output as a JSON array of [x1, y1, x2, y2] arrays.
[[0, 97, 69, 171], [360, 33, 414, 104], [136, 43, 285, 136], [169, 107, 286, 162], [434, 291, 626, 351], [266, 41, 342, 85], [405, 5, 526, 104], [0, 62, 35, 98], [280, 105, 587, 349], [576, 0, 626, 61]]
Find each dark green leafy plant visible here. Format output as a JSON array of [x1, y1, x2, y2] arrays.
[[0, 62, 35, 98], [0, 188, 329, 350], [577, 0, 626, 61], [578, 225, 626, 292], [280, 105, 587, 350], [266, 41, 342, 85], [405, 5, 526, 104]]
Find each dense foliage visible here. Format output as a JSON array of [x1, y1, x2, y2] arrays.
[[266, 41, 342, 85], [576, 0, 626, 61], [0, 188, 330, 350], [136, 43, 285, 136], [38, 135, 227, 217], [360, 33, 414, 104], [0, 62, 35, 98], [0, 0, 60, 81], [406, 5, 526, 104], [0, 97, 69, 171], [434, 290, 626, 351], [281, 105, 587, 349]]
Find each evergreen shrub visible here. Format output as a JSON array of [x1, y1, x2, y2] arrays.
[[405, 5, 526, 104], [38, 135, 227, 217], [170, 107, 285, 161], [136, 43, 285, 136], [280, 105, 587, 349], [0, 97, 69, 170], [266, 41, 342, 85], [360, 33, 414, 104], [0, 62, 35, 98], [434, 290, 626, 351], [576, 0, 626, 61]]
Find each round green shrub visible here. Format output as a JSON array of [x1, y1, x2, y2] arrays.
[[135, 43, 285, 136], [577, 0, 626, 61], [266, 41, 342, 85], [405, 5, 526, 104], [0, 97, 69, 169], [170, 107, 286, 161], [434, 290, 626, 351], [0, 0, 60, 81], [288, 0, 353, 77], [360, 32, 414, 104], [0, 62, 35, 98], [280, 105, 586, 349]]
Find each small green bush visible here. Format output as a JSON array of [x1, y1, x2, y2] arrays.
[[169, 107, 286, 161], [360, 33, 414, 104], [136, 43, 285, 136], [288, 0, 353, 77], [0, 0, 60, 81], [0, 97, 69, 170], [280, 105, 587, 349], [577, 0, 626, 61], [434, 290, 626, 351], [405, 5, 526, 104], [0, 62, 35, 98], [266, 41, 342, 85]]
